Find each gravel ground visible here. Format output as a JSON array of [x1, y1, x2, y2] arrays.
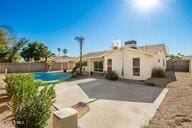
[[147, 72, 192, 128]]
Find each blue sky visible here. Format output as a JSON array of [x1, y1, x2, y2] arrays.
[[0, 0, 192, 56]]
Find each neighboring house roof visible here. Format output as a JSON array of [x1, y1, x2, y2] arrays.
[[83, 50, 109, 58], [138, 44, 168, 56], [48, 56, 77, 63]]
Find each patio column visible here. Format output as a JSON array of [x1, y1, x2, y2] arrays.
[[67, 59, 69, 70], [61, 63, 64, 71], [88, 59, 91, 77], [189, 59, 192, 75]]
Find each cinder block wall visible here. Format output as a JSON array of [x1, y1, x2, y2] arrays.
[[0, 62, 75, 73], [167, 60, 189, 72]]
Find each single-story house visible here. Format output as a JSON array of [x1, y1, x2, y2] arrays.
[[48, 56, 79, 70], [83, 42, 168, 80]]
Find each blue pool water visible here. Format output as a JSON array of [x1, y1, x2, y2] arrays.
[[34, 72, 72, 82]]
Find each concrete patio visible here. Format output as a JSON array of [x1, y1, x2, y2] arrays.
[[54, 78, 168, 128]]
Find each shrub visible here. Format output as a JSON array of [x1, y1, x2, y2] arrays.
[[4, 74, 55, 128], [71, 61, 87, 74], [145, 81, 156, 87], [105, 71, 119, 81], [152, 68, 166, 78], [14, 85, 55, 128], [4, 73, 34, 98]]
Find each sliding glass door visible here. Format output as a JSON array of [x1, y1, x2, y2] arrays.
[[94, 61, 103, 72]]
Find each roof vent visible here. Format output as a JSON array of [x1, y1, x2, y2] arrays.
[[124, 40, 137, 49], [112, 39, 121, 49]]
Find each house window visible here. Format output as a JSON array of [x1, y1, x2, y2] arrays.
[[107, 59, 112, 72], [133, 58, 140, 76], [94, 61, 103, 72]]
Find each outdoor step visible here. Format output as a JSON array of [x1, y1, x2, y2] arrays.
[[80, 98, 97, 104]]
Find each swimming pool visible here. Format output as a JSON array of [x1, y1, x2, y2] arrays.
[[34, 72, 72, 82]]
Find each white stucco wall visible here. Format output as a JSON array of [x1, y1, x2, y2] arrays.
[[104, 49, 155, 80], [123, 50, 154, 80], [104, 48, 167, 80], [104, 49, 123, 76], [84, 47, 167, 80], [153, 50, 167, 70]]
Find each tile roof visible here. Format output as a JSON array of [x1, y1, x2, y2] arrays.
[[83, 50, 109, 58], [83, 44, 168, 58], [138, 44, 168, 55], [48, 56, 77, 62]]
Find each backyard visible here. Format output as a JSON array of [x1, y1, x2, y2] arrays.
[[0, 72, 192, 128]]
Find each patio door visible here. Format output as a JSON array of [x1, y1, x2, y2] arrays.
[[94, 61, 103, 72]]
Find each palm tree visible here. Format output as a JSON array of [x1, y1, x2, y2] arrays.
[[75, 36, 84, 75], [62, 48, 68, 70], [62, 48, 67, 56], [57, 48, 61, 56]]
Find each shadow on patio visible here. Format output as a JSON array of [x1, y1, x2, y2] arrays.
[[78, 79, 163, 103]]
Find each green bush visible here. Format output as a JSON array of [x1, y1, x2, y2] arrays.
[[4, 73, 34, 98], [145, 81, 156, 87], [4, 74, 55, 128], [71, 61, 87, 74], [105, 71, 119, 81], [152, 68, 166, 78]]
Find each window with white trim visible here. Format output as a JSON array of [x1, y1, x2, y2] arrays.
[[94, 61, 103, 72], [133, 58, 140, 76], [107, 59, 112, 72]]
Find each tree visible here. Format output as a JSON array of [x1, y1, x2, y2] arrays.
[[75, 36, 84, 75], [169, 53, 184, 60], [7, 38, 28, 62], [62, 48, 67, 56], [0, 28, 7, 44], [57, 48, 61, 56], [21, 42, 51, 62], [42, 47, 52, 62], [0, 26, 9, 62], [0, 25, 26, 63]]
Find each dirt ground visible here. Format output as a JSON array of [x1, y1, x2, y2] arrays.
[[147, 72, 192, 128], [0, 76, 14, 128]]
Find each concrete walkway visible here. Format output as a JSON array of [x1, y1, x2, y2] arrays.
[[54, 78, 168, 128]]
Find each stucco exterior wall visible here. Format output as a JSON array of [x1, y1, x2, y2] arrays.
[[103, 49, 154, 80], [84, 47, 167, 80], [104, 49, 123, 76], [123, 50, 154, 80], [104, 48, 167, 80], [153, 50, 167, 70]]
